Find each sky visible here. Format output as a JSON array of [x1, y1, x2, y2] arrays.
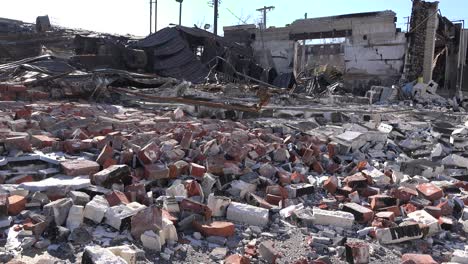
[[0, 0, 466, 37]]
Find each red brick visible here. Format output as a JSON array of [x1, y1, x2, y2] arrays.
[[345, 242, 369, 264], [323, 176, 338, 194], [401, 254, 437, 264], [103, 158, 117, 169], [377, 205, 401, 217], [31, 135, 58, 148], [225, 254, 250, 264], [190, 163, 206, 178], [301, 148, 316, 165], [168, 160, 189, 179], [312, 161, 324, 174], [206, 155, 226, 175], [193, 221, 235, 237], [392, 187, 418, 202], [185, 180, 203, 197], [15, 108, 31, 119], [8, 195, 26, 215], [105, 191, 130, 207], [344, 173, 368, 188], [144, 163, 169, 180], [137, 142, 160, 164], [0, 84, 27, 92], [423, 206, 442, 219], [436, 200, 453, 216], [416, 183, 444, 201], [342, 202, 374, 223], [369, 195, 397, 210], [4, 136, 32, 152], [179, 131, 193, 149], [96, 144, 113, 165], [63, 139, 92, 154], [375, 211, 395, 222], [61, 159, 100, 176]]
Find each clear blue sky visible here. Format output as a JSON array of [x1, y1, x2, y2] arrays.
[[0, 0, 466, 36]]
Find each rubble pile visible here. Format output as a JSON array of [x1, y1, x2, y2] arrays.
[[0, 89, 466, 264]]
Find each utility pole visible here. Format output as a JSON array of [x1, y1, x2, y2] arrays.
[[176, 0, 183, 26], [256, 6, 274, 29], [149, 0, 157, 34], [150, 0, 153, 34], [154, 0, 158, 32], [213, 0, 219, 35]]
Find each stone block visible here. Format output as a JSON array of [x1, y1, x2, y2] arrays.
[[66, 205, 84, 231], [376, 224, 423, 244], [84, 195, 109, 223], [43, 198, 73, 226], [312, 208, 354, 228], [226, 202, 269, 227]]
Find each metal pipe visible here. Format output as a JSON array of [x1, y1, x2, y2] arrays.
[[154, 0, 158, 32]]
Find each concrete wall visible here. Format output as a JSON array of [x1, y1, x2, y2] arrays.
[[301, 43, 345, 72], [251, 40, 295, 74], [224, 10, 407, 87]]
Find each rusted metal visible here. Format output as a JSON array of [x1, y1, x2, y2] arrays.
[[109, 86, 264, 113]]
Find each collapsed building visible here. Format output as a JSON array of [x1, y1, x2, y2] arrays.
[[0, 1, 468, 264], [224, 1, 467, 95]]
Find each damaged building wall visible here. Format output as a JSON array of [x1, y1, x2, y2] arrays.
[[291, 11, 406, 90], [405, 0, 439, 83], [225, 11, 406, 91], [224, 25, 295, 74], [299, 43, 345, 72]]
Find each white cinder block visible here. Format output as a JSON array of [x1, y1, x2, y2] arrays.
[[376, 224, 423, 244], [407, 210, 440, 236], [207, 194, 231, 217], [312, 208, 354, 228], [141, 230, 162, 251], [84, 195, 109, 223], [66, 205, 84, 231], [226, 202, 269, 227]]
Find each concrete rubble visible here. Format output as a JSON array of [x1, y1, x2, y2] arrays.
[[0, 2, 467, 264]]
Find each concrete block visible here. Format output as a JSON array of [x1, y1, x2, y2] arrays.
[[43, 198, 73, 226], [66, 205, 84, 231], [376, 223, 423, 244], [84, 195, 109, 223], [105, 204, 140, 230], [68, 191, 90, 206], [207, 194, 231, 217], [312, 208, 354, 228], [108, 246, 138, 264], [407, 210, 440, 236], [141, 230, 162, 251], [226, 202, 269, 227], [258, 241, 279, 263], [82, 245, 126, 264]]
